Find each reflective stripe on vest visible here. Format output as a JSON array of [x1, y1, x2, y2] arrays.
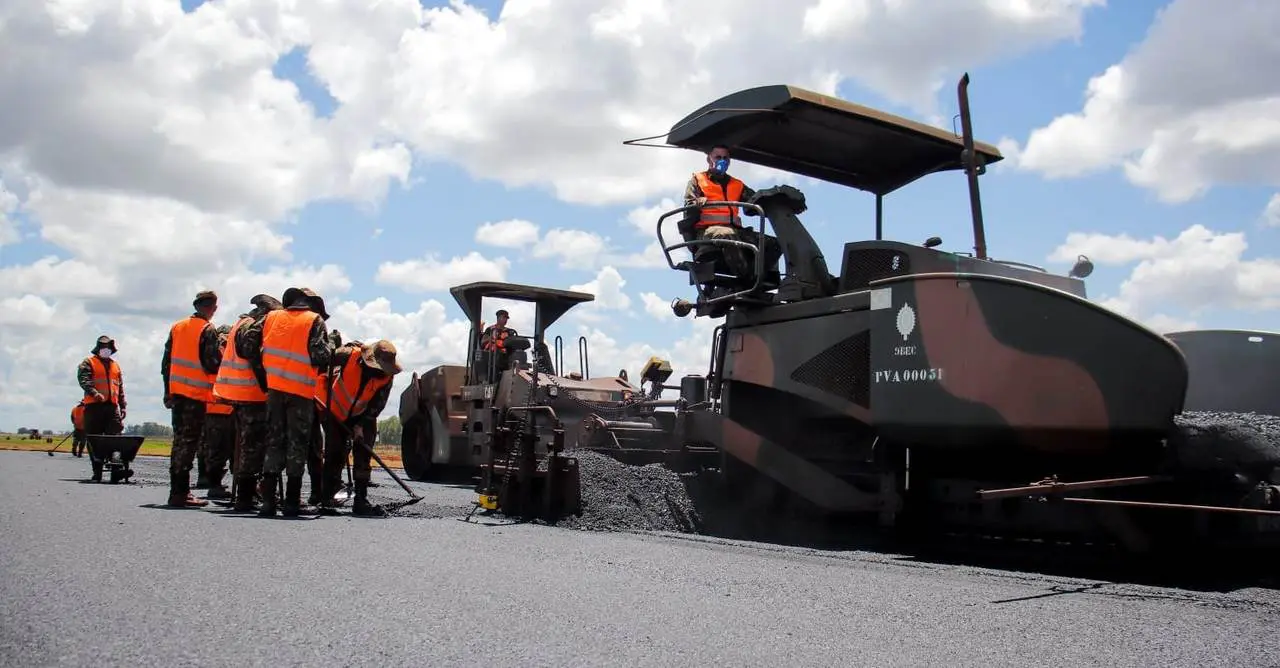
[[693, 171, 745, 228], [206, 401, 234, 415], [261, 309, 321, 398], [84, 356, 122, 404], [168, 316, 216, 402], [213, 317, 267, 404], [315, 351, 391, 422]]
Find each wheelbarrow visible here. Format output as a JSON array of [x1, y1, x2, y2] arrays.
[[85, 434, 145, 484]]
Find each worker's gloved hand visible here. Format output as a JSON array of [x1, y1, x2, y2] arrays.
[[92, 391, 105, 402]]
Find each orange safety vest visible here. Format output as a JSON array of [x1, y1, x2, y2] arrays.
[[692, 171, 745, 229], [315, 351, 392, 422], [71, 403, 85, 430], [167, 315, 216, 402], [206, 401, 234, 416], [261, 309, 321, 398], [213, 317, 267, 404], [481, 327, 512, 352], [83, 356, 122, 405]]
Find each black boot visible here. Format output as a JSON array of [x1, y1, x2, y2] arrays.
[[206, 468, 230, 500], [351, 481, 386, 517], [90, 461, 102, 483], [258, 473, 279, 517], [282, 476, 318, 517], [232, 476, 257, 511]]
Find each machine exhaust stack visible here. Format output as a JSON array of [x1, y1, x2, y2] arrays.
[[957, 72, 988, 260]]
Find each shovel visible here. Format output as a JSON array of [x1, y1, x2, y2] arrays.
[[46, 432, 74, 456]]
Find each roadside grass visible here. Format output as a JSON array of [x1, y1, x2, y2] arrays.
[[0, 434, 405, 469]]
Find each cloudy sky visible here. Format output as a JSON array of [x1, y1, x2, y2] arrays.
[[2, 0, 1277, 432]]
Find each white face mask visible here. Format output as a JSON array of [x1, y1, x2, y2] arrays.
[[97, 349, 113, 359]]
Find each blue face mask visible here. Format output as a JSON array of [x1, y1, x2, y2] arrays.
[[713, 157, 729, 173]]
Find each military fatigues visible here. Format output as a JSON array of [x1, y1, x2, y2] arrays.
[[161, 301, 223, 507], [77, 339, 126, 481], [237, 290, 332, 517], [317, 342, 397, 515], [201, 408, 236, 496], [215, 299, 282, 512]]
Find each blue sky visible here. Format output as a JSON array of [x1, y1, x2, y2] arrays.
[[1, 0, 1276, 431]]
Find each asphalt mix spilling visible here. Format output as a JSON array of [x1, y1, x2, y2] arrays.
[[1170, 411, 1280, 475], [556, 450, 702, 534]]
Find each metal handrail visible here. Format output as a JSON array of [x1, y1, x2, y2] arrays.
[[656, 200, 770, 305]]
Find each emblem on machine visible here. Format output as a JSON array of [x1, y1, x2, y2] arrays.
[[896, 303, 916, 341]]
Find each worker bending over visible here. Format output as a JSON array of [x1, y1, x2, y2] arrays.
[[314, 339, 401, 516]]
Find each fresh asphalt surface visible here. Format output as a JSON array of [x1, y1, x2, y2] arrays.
[[3, 452, 1279, 667]]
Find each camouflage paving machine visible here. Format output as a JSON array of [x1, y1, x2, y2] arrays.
[[621, 73, 1280, 554]]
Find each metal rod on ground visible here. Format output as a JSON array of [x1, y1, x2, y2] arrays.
[[46, 432, 74, 456]]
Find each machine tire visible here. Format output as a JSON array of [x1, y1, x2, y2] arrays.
[[400, 418, 432, 482]]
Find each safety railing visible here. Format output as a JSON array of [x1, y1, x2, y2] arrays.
[[655, 200, 769, 306], [553, 335, 564, 377], [577, 336, 590, 379]]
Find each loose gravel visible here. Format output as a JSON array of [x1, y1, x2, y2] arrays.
[[557, 451, 702, 533], [1170, 410, 1280, 476]]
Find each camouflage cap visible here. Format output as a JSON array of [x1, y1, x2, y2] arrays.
[[91, 335, 117, 353], [193, 290, 218, 307], [250, 293, 282, 311], [281, 287, 329, 320], [361, 340, 401, 375]]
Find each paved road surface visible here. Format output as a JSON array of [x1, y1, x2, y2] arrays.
[[2, 452, 1278, 667]]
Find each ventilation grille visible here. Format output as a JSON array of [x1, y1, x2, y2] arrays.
[[789, 330, 871, 407], [840, 248, 910, 291]]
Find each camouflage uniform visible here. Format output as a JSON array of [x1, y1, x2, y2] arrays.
[[161, 294, 223, 507], [77, 337, 126, 481], [318, 341, 400, 517], [201, 411, 236, 495], [237, 287, 332, 517], [234, 403, 269, 494]]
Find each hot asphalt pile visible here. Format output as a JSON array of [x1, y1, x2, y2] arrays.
[[555, 450, 702, 533], [1170, 411, 1280, 474]]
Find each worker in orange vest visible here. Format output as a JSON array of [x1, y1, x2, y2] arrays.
[[237, 286, 333, 518], [70, 401, 87, 458], [77, 335, 126, 481], [313, 339, 402, 516], [198, 324, 236, 501], [213, 293, 282, 512], [680, 144, 759, 276], [161, 290, 223, 508]]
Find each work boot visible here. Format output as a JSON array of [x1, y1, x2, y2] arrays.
[[232, 477, 257, 511], [281, 476, 319, 518], [351, 482, 386, 517], [90, 460, 103, 483], [167, 473, 209, 508], [206, 469, 229, 500], [258, 473, 279, 517]]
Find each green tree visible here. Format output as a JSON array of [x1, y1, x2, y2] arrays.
[[377, 415, 401, 446]]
